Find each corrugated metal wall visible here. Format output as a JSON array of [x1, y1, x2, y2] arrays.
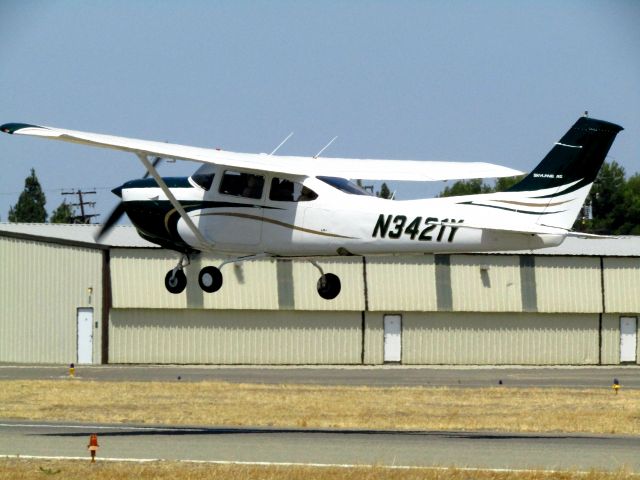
[[402, 312, 600, 365], [366, 256, 437, 311], [450, 256, 523, 311], [600, 314, 621, 365], [109, 309, 362, 364], [110, 250, 364, 311], [363, 312, 383, 364], [603, 257, 640, 313], [110, 249, 640, 364], [535, 257, 601, 313], [4, 233, 639, 366], [0, 236, 103, 363]]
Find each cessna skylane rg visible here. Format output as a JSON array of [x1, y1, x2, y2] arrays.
[[1, 116, 623, 299]]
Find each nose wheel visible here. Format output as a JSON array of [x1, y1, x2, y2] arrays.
[[164, 254, 190, 294], [165, 269, 187, 294]]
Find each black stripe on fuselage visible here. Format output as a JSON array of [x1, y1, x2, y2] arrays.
[[457, 201, 565, 215]]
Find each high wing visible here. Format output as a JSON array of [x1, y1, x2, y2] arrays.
[[1, 123, 523, 181]]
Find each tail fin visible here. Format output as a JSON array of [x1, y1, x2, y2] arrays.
[[508, 116, 623, 194], [459, 116, 623, 233]]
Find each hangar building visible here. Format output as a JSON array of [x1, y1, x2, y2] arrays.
[[1, 223, 638, 366]]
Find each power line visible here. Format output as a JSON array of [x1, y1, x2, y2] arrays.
[[61, 189, 100, 224]]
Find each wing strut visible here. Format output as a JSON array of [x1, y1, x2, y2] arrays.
[[136, 153, 209, 248]]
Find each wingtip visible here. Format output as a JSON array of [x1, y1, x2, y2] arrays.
[[1, 123, 42, 134]]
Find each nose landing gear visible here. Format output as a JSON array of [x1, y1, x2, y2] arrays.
[[165, 254, 190, 294]]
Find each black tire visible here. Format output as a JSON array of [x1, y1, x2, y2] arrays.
[[165, 269, 187, 294], [317, 273, 341, 300], [198, 266, 223, 293]]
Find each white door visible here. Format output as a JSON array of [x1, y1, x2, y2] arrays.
[[77, 308, 94, 364], [620, 316, 637, 363], [383, 315, 402, 362]]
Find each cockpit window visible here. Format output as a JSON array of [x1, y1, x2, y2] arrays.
[[317, 176, 372, 196], [269, 178, 318, 202], [191, 172, 215, 190], [219, 170, 265, 199]]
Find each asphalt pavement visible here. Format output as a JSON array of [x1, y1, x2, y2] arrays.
[[2, 365, 639, 472], [0, 421, 638, 471], [1, 364, 639, 388]]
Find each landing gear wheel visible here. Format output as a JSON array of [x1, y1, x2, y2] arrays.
[[198, 266, 223, 293], [317, 273, 341, 300], [165, 269, 187, 294]]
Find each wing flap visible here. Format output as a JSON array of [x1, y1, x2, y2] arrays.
[[2, 123, 523, 181]]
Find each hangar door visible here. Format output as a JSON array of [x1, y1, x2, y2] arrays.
[[383, 315, 402, 362], [401, 312, 599, 365], [109, 309, 363, 364], [77, 308, 94, 364], [620, 316, 637, 363]]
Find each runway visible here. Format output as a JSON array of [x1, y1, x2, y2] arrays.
[[0, 421, 638, 471], [1, 364, 639, 388]]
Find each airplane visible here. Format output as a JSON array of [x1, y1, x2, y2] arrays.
[[1, 115, 623, 299]]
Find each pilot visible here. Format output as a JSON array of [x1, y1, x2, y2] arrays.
[[242, 175, 262, 198]]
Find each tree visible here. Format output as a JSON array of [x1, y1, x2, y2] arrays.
[[50, 200, 75, 224], [8, 168, 47, 222], [619, 174, 640, 235], [577, 161, 627, 233], [438, 178, 492, 197], [494, 175, 525, 192]]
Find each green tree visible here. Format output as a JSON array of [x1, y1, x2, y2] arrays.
[[8, 168, 47, 222], [494, 175, 525, 192], [438, 178, 492, 197], [577, 161, 627, 233], [617, 173, 640, 235], [50, 200, 75, 224]]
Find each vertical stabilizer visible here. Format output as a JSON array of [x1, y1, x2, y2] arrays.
[[457, 116, 623, 232], [507, 116, 623, 194]]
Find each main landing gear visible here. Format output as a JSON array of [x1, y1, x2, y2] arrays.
[[310, 260, 341, 300], [164, 255, 341, 300]]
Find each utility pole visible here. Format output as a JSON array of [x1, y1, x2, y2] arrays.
[[61, 189, 99, 224]]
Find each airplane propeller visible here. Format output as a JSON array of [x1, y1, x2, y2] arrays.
[[95, 156, 162, 242]]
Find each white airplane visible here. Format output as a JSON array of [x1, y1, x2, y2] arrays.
[[1, 116, 623, 299]]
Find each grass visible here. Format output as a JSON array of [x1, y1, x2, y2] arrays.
[[0, 459, 638, 480], [0, 380, 639, 434]]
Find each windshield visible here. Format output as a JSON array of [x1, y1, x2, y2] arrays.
[[317, 176, 372, 196], [190, 164, 215, 190]]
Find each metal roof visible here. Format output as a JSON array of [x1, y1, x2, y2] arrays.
[[1, 223, 640, 256], [0, 223, 157, 248], [490, 236, 640, 257]]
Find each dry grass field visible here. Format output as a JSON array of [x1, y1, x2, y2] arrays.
[[0, 379, 639, 434], [0, 459, 638, 480]]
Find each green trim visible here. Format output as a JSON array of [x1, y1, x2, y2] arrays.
[[0, 123, 44, 134]]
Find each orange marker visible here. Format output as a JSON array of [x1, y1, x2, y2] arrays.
[[88, 433, 99, 463]]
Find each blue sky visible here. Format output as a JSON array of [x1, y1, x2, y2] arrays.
[[1, 1, 638, 222]]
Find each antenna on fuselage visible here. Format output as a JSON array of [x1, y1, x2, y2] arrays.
[[270, 132, 294, 155], [314, 136, 338, 158]]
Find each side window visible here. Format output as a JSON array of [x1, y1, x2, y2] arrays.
[[269, 178, 318, 202], [219, 170, 264, 199]]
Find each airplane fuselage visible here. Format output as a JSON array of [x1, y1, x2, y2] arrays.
[[119, 166, 565, 259]]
